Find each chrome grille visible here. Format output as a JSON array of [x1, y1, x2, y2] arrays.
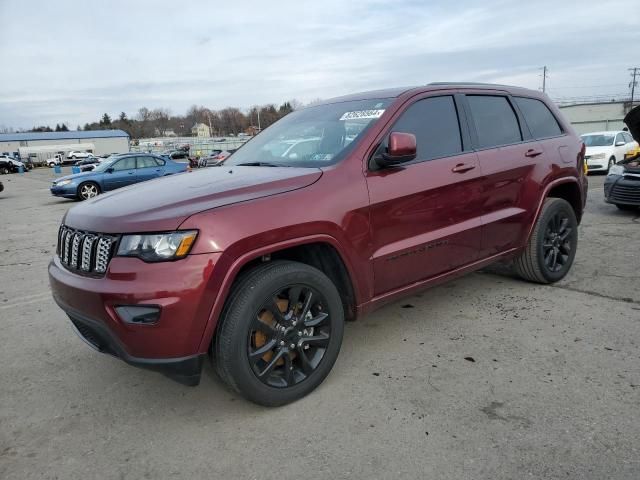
[[57, 225, 118, 276]]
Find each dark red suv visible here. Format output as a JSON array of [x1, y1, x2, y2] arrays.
[[49, 83, 587, 405]]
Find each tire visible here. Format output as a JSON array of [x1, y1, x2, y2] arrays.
[[77, 181, 100, 200], [607, 156, 616, 172], [214, 260, 344, 406], [0, 167, 8, 175], [514, 197, 578, 284], [615, 204, 637, 211]]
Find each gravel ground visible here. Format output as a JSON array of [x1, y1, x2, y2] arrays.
[[0, 169, 638, 480]]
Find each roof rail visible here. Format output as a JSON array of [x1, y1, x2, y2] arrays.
[[427, 82, 515, 88]]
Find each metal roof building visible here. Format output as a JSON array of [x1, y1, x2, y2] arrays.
[[0, 130, 130, 163]]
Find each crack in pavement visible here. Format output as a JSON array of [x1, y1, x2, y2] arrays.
[[552, 283, 639, 305]]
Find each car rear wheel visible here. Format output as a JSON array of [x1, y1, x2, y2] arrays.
[[514, 197, 578, 284], [214, 260, 344, 406], [77, 182, 100, 200]]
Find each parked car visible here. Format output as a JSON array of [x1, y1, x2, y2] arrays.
[[0, 158, 12, 174], [50, 153, 188, 200], [200, 150, 231, 167], [49, 83, 587, 406], [66, 151, 93, 160], [0, 180, 3, 192], [74, 157, 102, 172], [581, 131, 638, 173], [604, 106, 640, 210], [0, 155, 29, 172]]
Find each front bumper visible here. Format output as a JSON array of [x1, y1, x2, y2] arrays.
[[49, 252, 223, 383], [604, 174, 640, 206], [585, 156, 608, 172], [59, 297, 205, 385], [50, 184, 78, 198]]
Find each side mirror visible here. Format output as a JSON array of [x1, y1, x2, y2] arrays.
[[375, 132, 417, 168], [615, 141, 626, 146], [105, 167, 114, 173]]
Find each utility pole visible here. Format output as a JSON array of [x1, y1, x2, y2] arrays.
[[541, 66, 548, 93], [630, 67, 639, 105], [257, 109, 261, 131]]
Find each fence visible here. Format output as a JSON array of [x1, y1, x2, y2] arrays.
[[130, 136, 249, 156]]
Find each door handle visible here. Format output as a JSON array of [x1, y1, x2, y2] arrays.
[[128, 171, 135, 174], [451, 163, 476, 173], [525, 149, 543, 158]]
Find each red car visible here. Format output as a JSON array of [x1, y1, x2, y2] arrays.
[[49, 83, 587, 405]]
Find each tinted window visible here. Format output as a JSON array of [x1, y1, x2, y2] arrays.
[[624, 132, 635, 143], [137, 156, 158, 168], [467, 95, 522, 148], [390, 96, 462, 161], [113, 157, 136, 171], [514, 97, 562, 139]]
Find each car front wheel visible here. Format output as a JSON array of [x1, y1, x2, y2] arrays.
[[77, 182, 100, 200], [514, 197, 578, 284], [607, 156, 616, 172], [214, 260, 344, 406]]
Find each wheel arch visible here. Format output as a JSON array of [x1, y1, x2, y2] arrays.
[[198, 235, 359, 353], [524, 177, 583, 245]]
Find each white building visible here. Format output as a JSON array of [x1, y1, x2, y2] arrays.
[[191, 123, 211, 138], [0, 130, 130, 164], [558, 100, 639, 134]]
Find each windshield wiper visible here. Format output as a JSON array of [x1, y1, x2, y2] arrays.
[[235, 161, 287, 167]]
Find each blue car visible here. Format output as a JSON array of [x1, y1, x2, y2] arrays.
[[50, 153, 188, 200]]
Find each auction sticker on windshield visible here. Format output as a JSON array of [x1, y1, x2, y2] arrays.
[[339, 109, 385, 121]]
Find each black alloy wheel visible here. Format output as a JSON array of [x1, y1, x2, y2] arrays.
[[248, 285, 331, 388], [514, 197, 578, 284], [541, 212, 572, 273], [214, 261, 344, 406]]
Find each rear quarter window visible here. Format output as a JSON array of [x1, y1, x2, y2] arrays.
[[514, 97, 563, 139]]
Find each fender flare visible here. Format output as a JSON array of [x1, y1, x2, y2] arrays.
[[524, 176, 581, 244], [196, 233, 360, 352]]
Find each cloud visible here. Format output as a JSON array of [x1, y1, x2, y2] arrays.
[[0, 0, 637, 128]]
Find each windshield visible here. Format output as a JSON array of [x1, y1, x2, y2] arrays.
[[225, 98, 392, 167], [581, 134, 615, 147]]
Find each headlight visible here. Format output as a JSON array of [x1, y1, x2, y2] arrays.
[[55, 179, 72, 186], [590, 153, 605, 160], [117, 230, 198, 262], [608, 164, 624, 176]]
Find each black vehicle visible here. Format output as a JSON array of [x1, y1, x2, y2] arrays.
[[0, 180, 4, 192], [0, 159, 11, 175], [604, 105, 640, 210]]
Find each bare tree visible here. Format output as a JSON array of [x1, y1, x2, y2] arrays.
[[150, 108, 171, 136]]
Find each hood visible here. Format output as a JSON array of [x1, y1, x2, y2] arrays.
[[624, 105, 640, 143], [63, 166, 323, 232], [584, 146, 612, 156], [53, 171, 97, 183]]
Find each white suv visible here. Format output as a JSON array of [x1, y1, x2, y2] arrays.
[[581, 131, 638, 172], [66, 151, 93, 160]]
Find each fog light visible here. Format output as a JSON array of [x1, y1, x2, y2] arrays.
[[115, 305, 161, 325]]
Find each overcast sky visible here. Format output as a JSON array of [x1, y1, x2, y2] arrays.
[[0, 0, 638, 129]]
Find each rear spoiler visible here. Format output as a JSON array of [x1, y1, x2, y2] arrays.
[[623, 105, 640, 143]]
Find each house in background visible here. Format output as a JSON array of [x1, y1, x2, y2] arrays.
[[191, 123, 210, 137]]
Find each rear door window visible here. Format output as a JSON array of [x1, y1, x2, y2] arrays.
[[137, 156, 158, 168], [514, 97, 563, 139], [467, 95, 522, 148], [113, 157, 136, 171], [388, 95, 462, 162]]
